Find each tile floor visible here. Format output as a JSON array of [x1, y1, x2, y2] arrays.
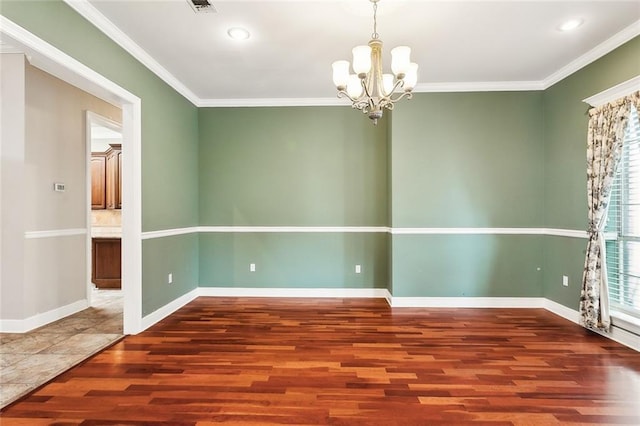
[[0, 289, 123, 408]]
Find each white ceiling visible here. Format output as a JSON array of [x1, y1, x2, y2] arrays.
[[91, 123, 122, 152], [9, 1, 640, 105]]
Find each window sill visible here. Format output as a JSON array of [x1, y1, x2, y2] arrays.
[[611, 310, 640, 336]]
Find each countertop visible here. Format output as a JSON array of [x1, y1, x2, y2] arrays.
[[91, 227, 122, 239]]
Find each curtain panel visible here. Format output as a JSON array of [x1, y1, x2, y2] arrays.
[[580, 91, 640, 331]]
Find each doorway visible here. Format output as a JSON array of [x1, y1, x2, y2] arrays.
[[0, 16, 143, 334], [86, 112, 124, 326]]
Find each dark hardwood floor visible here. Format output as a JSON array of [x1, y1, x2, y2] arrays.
[[1, 297, 639, 425]]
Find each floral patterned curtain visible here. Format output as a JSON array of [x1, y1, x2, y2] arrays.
[[580, 91, 640, 331]]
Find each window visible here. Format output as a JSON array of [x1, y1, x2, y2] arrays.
[[606, 106, 640, 323]]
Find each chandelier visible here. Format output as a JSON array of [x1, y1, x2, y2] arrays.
[[332, 0, 418, 125]]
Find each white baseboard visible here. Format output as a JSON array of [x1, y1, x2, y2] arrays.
[[136, 289, 638, 353], [543, 299, 639, 352], [140, 288, 199, 331], [20, 285, 626, 353], [389, 296, 546, 308], [0, 299, 88, 333], [197, 286, 391, 299], [543, 298, 581, 323]]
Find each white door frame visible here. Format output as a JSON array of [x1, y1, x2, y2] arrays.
[[1, 16, 144, 334]]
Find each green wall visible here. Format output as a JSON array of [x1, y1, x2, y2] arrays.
[[199, 107, 387, 226], [542, 36, 640, 309], [200, 233, 387, 289], [392, 235, 543, 297], [391, 92, 544, 228], [389, 92, 545, 297], [3, 0, 639, 314], [142, 234, 199, 315], [196, 93, 546, 297], [198, 107, 388, 289], [1, 1, 200, 316]]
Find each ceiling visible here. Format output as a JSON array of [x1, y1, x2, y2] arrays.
[[91, 123, 122, 152], [6, 1, 640, 105]]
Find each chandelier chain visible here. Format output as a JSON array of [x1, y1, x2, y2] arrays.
[[372, 1, 379, 39]]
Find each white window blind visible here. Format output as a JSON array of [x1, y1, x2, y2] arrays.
[[606, 106, 640, 320]]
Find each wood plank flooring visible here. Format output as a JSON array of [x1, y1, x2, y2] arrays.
[[1, 297, 639, 425]]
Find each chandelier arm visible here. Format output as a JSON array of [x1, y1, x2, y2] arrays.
[[337, 90, 361, 104], [341, 92, 369, 112], [388, 91, 413, 104], [360, 101, 371, 113], [389, 78, 405, 95], [355, 101, 369, 112]]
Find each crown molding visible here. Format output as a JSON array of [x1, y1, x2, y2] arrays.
[[62, 0, 200, 106], [197, 97, 349, 108], [62, 0, 639, 107], [413, 81, 545, 93], [197, 84, 546, 107], [543, 19, 640, 89]]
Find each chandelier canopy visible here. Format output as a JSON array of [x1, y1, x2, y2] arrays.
[[332, 0, 418, 125]]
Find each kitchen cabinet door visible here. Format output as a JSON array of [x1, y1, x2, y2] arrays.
[[92, 238, 121, 289], [105, 144, 121, 210], [117, 150, 122, 209], [91, 155, 106, 209]]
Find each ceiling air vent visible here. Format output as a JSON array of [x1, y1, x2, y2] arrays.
[[187, 0, 217, 14]]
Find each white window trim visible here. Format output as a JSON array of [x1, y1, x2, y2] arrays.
[[583, 75, 640, 107], [611, 311, 640, 336]]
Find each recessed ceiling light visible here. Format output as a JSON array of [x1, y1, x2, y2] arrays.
[[227, 27, 250, 41], [559, 19, 584, 32]]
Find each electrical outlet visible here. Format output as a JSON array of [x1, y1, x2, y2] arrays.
[[250, 263, 256, 272], [562, 275, 569, 287], [168, 273, 173, 284], [355, 265, 361, 274]]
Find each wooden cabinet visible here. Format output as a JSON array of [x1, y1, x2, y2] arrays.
[[92, 238, 121, 289], [105, 147, 121, 209], [90, 155, 106, 209], [117, 150, 122, 208], [92, 144, 121, 210]]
